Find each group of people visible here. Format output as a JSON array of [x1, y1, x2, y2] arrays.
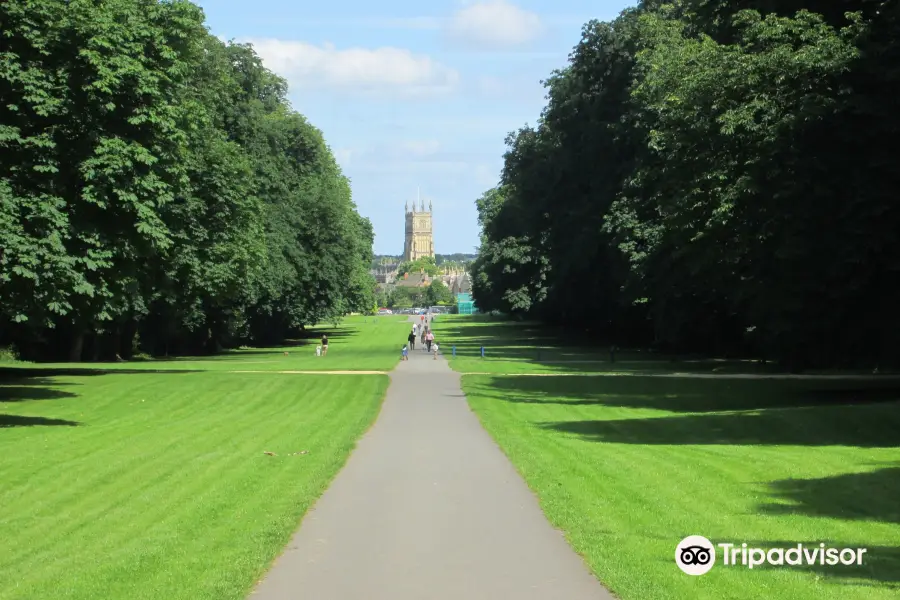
[[402, 315, 439, 360]]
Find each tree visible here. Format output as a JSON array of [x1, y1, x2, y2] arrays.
[[0, 1, 375, 361], [469, 1, 900, 368], [426, 280, 453, 305], [396, 255, 439, 278]]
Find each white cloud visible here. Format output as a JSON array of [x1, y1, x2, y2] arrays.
[[333, 148, 354, 167], [476, 75, 507, 96], [447, 0, 544, 48], [362, 17, 441, 30], [244, 39, 459, 96], [474, 164, 499, 188], [334, 140, 445, 171], [395, 140, 442, 157]]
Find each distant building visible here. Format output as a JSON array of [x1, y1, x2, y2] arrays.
[[450, 272, 471, 295], [456, 292, 477, 314], [371, 263, 400, 283], [404, 195, 434, 261], [439, 267, 470, 295], [396, 271, 430, 288]]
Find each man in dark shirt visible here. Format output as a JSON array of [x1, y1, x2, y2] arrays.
[[407, 330, 416, 350], [321, 335, 328, 356]]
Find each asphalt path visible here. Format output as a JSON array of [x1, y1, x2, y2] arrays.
[[249, 316, 613, 599]]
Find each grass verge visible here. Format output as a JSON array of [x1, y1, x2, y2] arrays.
[[0, 369, 388, 599], [440, 315, 900, 599], [3, 315, 411, 373]]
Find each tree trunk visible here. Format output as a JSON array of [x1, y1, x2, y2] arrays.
[[68, 330, 85, 362], [121, 319, 138, 359]]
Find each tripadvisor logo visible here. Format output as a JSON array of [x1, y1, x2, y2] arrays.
[[675, 536, 868, 575], [676, 536, 716, 575]]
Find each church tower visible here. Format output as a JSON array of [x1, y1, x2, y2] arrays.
[[403, 193, 434, 261]]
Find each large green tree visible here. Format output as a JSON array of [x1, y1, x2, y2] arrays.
[[0, 1, 374, 361], [471, 1, 900, 368]]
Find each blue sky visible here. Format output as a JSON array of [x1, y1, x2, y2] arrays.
[[197, 0, 633, 255]]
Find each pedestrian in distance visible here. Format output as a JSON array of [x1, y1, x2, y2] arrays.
[[321, 334, 328, 356]]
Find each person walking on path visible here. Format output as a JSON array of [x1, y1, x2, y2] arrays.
[[249, 319, 615, 600], [321, 334, 328, 356], [425, 330, 434, 353], [432, 341, 439, 360], [408, 330, 416, 350], [401, 344, 409, 361], [420, 327, 426, 350]]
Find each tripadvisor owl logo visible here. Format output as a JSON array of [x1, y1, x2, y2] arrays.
[[675, 536, 716, 575]]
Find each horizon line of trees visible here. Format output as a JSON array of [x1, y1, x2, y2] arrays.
[[375, 280, 454, 309], [471, 0, 900, 370], [372, 253, 476, 267], [1, 0, 375, 362]]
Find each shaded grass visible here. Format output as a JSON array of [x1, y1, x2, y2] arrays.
[[462, 373, 900, 599], [430, 316, 889, 375], [439, 316, 900, 599], [0, 369, 389, 599], [4, 315, 411, 374]]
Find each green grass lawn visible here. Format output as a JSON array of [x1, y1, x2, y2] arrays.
[[442, 316, 900, 599], [2, 315, 411, 374], [0, 367, 388, 598]]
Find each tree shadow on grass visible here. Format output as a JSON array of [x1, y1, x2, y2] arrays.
[[476, 375, 900, 413], [733, 540, 900, 589], [434, 320, 776, 372], [541, 402, 900, 448], [434, 322, 621, 367], [743, 468, 900, 588], [244, 328, 359, 350], [759, 466, 900, 524], [0, 367, 202, 377], [0, 384, 78, 402], [1, 373, 81, 404], [0, 414, 80, 427]]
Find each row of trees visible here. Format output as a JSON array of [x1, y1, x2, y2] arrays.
[[0, 0, 374, 362], [371, 254, 475, 268], [471, 0, 899, 369], [376, 281, 454, 309], [395, 256, 440, 278]]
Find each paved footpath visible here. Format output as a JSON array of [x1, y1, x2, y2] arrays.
[[250, 317, 614, 600]]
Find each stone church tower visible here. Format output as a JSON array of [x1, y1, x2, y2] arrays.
[[403, 196, 434, 261]]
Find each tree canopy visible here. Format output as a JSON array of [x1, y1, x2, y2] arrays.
[[0, 0, 374, 361], [471, 1, 900, 369], [396, 256, 439, 279]]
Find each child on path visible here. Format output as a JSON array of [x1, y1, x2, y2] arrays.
[[432, 342, 439, 360], [401, 344, 409, 361]]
